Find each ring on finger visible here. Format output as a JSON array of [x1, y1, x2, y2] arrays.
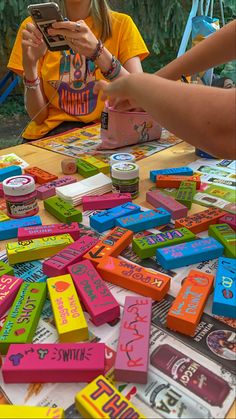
[[75, 22, 80, 32]]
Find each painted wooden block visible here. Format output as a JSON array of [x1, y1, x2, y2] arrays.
[[13, 260, 47, 283], [61, 158, 77, 175], [90, 203, 140, 233], [75, 375, 145, 419], [167, 270, 214, 335], [82, 193, 132, 211], [0, 165, 22, 182], [116, 208, 171, 233], [97, 257, 170, 301], [44, 196, 82, 223], [43, 235, 99, 277], [0, 405, 64, 419], [0, 215, 42, 240], [156, 237, 224, 270], [0, 211, 10, 222], [209, 224, 236, 258], [0, 282, 47, 355], [115, 296, 151, 384], [0, 183, 4, 197], [47, 274, 88, 342], [7, 234, 74, 265], [69, 260, 120, 326], [0, 261, 14, 278], [25, 167, 58, 184], [146, 190, 187, 220], [18, 222, 80, 241], [132, 227, 196, 259], [175, 207, 226, 234], [36, 176, 76, 200], [80, 156, 110, 174], [150, 166, 193, 182], [77, 159, 99, 178], [175, 181, 196, 209], [0, 275, 23, 318], [83, 227, 133, 266], [2, 342, 105, 383], [212, 257, 236, 318], [219, 213, 236, 231], [156, 175, 201, 189]]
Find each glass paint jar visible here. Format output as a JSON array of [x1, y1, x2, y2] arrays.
[[111, 162, 139, 199], [3, 175, 39, 219]]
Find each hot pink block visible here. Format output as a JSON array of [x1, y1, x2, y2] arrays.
[[0, 275, 23, 318], [2, 343, 105, 383], [42, 236, 99, 277], [68, 260, 120, 326], [0, 183, 3, 198], [82, 193, 132, 211], [36, 176, 76, 200], [115, 296, 152, 384], [219, 214, 236, 232], [146, 190, 188, 220], [18, 222, 80, 241]]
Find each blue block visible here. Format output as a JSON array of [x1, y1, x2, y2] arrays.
[[0, 165, 22, 182], [116, 207, 171, 233], [212, 257, 236, 318], [90, 203, 140, 233], [150, 166, 193, 182], [156, 237, 224, 270], [0, 216, 42, 240], [14, 260, 48, 283]]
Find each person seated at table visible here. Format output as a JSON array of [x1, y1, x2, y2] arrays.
[[7, 0, 148, 141], [94, 20, 236, 159]]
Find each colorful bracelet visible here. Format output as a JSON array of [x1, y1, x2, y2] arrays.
[[89, 40, 104, 62], [102, 56, 122, 81], [23, 75, 40, 90]]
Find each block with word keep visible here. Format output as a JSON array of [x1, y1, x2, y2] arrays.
[[90, 203, 140, 233], [0, 282, 46, 355], [175, 207, 226, 234], [82, 193, 132, 211], [36, 176, 76, 200], [97, 257, 170, 301], [25, 167, 58, 184], [167, 270, 214, 335], [146, 190, 187, 220], [132, 227, 196, 259], [212, 257, 236, 318], [0, 215, 42, 240], [47, 274, 88, 342], [0, 406, 64, 418], [175, 181, 196, 209], [0, 165, 22, 182], [2, 343, 105, 383], [150, 166, 193, 182], [43, 235, 99, 276], [0, 275, 23, 318], [18, 222, 80, 241], [209, 224, 236, 258], [156, 237, 224, 270], [115, 296, 152, 384], [80, 156, 110, 174], [156, 175, 201, 189], [116, 208, 171, 233], [77, 159, 99, 178], [44, 196, 82, 223], [219, 214, 236, 232], [0, 211, 10, 222], [0, 261, 14, 278], [75, 375, 145, 419]]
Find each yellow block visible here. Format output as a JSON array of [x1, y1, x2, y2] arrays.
[[75, 375, 146, 418], [0, 405, 64, 418], [6, 234, 74, 264], [47, 274, 88, 342], [0, 211, 10, 222], [81, 156, 110, 174]]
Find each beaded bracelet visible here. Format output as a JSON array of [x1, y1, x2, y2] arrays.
[[89, 39, 104, 62], [102, 56, 122, 81]]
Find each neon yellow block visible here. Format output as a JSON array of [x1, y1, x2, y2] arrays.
[[75, 375, 146, 418], [47, 274, 88, 342], [0, 211, 10, 222], [6, 234, 74, 265], [0, 405, 64, 418], [81, 156, 110, 174]]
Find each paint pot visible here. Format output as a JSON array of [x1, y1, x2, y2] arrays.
[[3, 175, 39, 218], [111, 162, 139, 199]]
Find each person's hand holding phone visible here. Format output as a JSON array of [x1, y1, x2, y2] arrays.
[[22, 22, 47, 68]]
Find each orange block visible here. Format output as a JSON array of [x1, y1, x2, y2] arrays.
[[25, 167, 58, 184], [167, 269, 214, 335], [97, 256, 171, 301], [156, 175, 201, 189], [175, 207, 226, 233]]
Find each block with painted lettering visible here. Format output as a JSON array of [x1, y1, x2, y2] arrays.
[[83, 227, 133, 266], [47, 274, 88, 342], [82, 193, 132, 211], [0, 405, 64, 419], [69, 260, 120, 326], [150, 166, 193, 182], [18, 222, 80, 241], [25, 167, 58, 184], [80, 156, 110, 174], [44, 196, 82, 223], [0, 282, 46, 355], [0, 261, 14, 278], [116, 208, 171, 233], [13, 260, 47, 283], [97, 257, 170, 301], [90, 202, 140, 233], [2, 342, 105, 383], [156, 175, 201, 189], [219, 214, 236, 232], [36, 176, 76, 200], [132, 227, 196, 259], [209, 224, 236, 258], [146, 190, 187, 220], [0, 211, 10, 222], [115, 296, 151, 384], [7, 234, 74, 265], [0, 275, 23, 318], [77, 159, 99, 178], [175, 207, 226, 234], [43, 235, 99, 276], [212, 257, 236, 318], [75, 375, 145, 419], [175, 181, 196, 209], [167, 270, 214, 335], [0, 165, 22, 182], [156, 237, 224, 270], [0, 215, 42, 240]]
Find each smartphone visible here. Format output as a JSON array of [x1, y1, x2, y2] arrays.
[[27, 2, 70, 51]]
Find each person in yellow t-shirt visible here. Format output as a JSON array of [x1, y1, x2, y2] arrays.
[[8, 0, 149, 141]]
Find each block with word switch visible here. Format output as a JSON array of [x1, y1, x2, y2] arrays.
[[18, 222, 80, 241], [47, 274, 88, 342], [150, 166, 193, 182], [212, 257, 236, 318], [219, 214, 236, 232], [0, 165, 22, 182], [0, 275, 23, 318], [0, 215, 42, 240], [156, 175, 201, 189], [116, 208, 171, 233], [0, 406, 64, 418], [0, 261, 14, 278], [44, 196, 82, 223], [175, 181, 196, 209], [209, 224, 236, 258], [82, 193, 132, 211], [175, 207, 226, 234], [90, 203, 140, 233], [36, 176, 76, 200], [80, 156, 110, 174], [77, 159, 99, 178], [146, 190, 187, 220], [0, 282, 46, 354], [25, 167, 58, 184], [0, 211, 10, 222], [167, 270, 214, 335]]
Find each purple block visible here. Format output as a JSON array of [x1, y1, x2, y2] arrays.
[[146, 190, 188, 220], [36, 176, 76, 200]]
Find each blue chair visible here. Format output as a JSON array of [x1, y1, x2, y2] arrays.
[[0, 70, 20, 105]]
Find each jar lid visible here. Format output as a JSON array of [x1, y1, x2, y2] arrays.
[[110, 153, 136, 165], [3, 175, 36, 196], [111, 162, 139, 180]]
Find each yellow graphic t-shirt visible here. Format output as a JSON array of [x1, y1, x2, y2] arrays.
[[8, 12, 149, 140]]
